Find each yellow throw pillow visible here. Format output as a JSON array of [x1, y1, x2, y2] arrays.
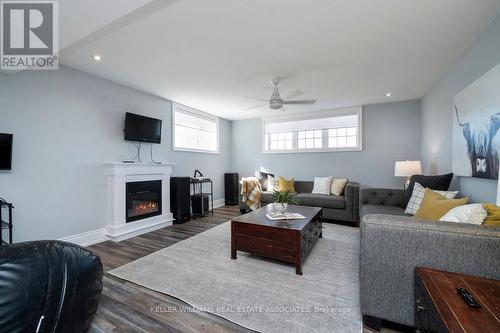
[[483, 204, 500, 226], [278, 176, 295, 193], [414, 189, 469, 220]]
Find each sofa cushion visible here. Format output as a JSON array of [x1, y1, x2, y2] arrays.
[[405, 173, 454, 206], [294, 193, 345, 209], [278, 176, 296, 192], [440, 203, 487, 225], [255, 171, 274, 191], [414, 189, 468, 220], [330, 178, 348, 196], [484, 204, 500, 226], [294, 181, 314, 193], [361, 204, 406, 217], [405, 182, 459, 215], [312, 176, 333, 195]]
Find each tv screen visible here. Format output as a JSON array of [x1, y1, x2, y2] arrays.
[[0, 133, 13, 170], [124, 113, 162, 144]]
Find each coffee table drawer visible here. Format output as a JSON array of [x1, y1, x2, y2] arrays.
[[236, 234, 296, 261], [235, 223, 294, 245]]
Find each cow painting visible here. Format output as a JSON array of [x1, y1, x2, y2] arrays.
[[455, 105, 500, 179]]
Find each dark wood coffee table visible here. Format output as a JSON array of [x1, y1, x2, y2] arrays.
[[230, 205, 322, 275], [415, 267, 500, 333]]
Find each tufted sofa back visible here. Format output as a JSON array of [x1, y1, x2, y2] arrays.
[[360, 188, 406, 208]]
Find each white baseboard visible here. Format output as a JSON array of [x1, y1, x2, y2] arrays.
[[212, 198, 226, 209], [59, 227, 108, 247], [60, 201, 226, 247], [106, 214, 174, 242]]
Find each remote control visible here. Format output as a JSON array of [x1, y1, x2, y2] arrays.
[[457, 288, 481, 308]]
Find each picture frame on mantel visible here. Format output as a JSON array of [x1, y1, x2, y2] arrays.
[[452, 63, 500, 180]]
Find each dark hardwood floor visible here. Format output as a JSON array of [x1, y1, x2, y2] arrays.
[[88, 205, 254, 333], [88, 206, 402, 333]]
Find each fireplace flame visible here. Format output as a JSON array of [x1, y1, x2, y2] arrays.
[[135, 201, 158, 213]]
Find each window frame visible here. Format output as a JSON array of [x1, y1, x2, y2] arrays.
[[262, 106, 362, 154], [172, 103, 220, 154]]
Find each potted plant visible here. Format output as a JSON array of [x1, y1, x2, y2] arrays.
[[272, 190, 298, 213]]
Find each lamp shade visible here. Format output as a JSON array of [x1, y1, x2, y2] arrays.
[[394, 160, 422, 177]]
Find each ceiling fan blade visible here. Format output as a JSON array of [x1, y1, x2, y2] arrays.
[[243, 103, 268, 110], [282, 100, 316, 105], [244, 96, 269, 102], [283, 89, 304, 100]]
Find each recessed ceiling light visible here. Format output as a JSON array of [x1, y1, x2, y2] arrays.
[[92, 55, 102, 62], [385, 92, 392, 97]]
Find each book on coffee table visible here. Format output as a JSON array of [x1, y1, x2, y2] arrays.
[[266, 212, 306, 220]]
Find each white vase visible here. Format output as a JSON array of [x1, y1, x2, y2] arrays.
[[273, 202, 288, 213]]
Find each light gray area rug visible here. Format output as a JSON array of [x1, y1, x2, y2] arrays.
[[109, 222, 362, 333]]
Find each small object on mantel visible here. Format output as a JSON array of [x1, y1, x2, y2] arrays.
[[415, 267, 500, 333], [122, 160, 135, 163]]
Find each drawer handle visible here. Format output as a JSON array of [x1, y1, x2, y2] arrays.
[[416, 298, 427, 312]]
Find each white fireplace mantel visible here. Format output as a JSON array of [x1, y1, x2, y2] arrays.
[[105, 162, 175, 242]]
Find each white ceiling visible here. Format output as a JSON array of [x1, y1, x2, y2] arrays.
[[59, 0, 155, 49], [60, 0, 500, 120]]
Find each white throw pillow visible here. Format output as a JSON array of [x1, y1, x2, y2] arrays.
[[312, 176, 333, 195], [439, 204, 487, 225], [330, 178, 348, 196], [405, 182, 459, 215], [267, 175, 277, 192]]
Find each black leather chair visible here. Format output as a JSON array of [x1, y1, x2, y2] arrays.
[[0, 240, 103, 332]]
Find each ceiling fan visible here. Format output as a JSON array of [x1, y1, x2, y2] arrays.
[[248, 79, 316, 110]]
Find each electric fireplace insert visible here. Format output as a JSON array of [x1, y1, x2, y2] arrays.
[[126, 180, 162, 223]]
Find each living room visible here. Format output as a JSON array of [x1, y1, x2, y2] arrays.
[[0, 1, 499, 332]]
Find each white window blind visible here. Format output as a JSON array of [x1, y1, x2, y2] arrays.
[[173, 103, 219, 153], [263, 107, 362, 153]]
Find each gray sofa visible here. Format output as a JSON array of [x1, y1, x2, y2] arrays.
[[359, 188, 500, 328], [240, 180, 360, 225]]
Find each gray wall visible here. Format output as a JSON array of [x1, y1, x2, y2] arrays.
[[0, 66, 231, 242], [421, 15, 500, 203], [230, 100, 421, 188]]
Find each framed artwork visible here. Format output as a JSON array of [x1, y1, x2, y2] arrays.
[[452, 63, 500, 179]]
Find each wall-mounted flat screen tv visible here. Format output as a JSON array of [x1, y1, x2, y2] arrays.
[[124, 112, 162, 144], [0, 133, 13, 170]]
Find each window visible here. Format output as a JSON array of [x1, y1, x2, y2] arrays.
[[298, 130, 322, 149], [328, 127, 357, 148], [263, 107, 362, 153], [173, 103, 219, 153], [270, 132, 293, 150]]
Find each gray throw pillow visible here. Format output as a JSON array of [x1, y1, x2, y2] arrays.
[[255, 171, 274, 191]]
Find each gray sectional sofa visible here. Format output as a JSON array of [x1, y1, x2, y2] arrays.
[[240, 180, 360, 225], [359, 187, 500, 328]]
